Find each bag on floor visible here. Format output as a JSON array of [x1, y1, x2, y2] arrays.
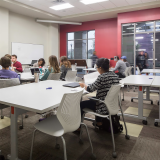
[[102, 115, 123, 134]]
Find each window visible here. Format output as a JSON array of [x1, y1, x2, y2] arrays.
[[67, 30, 95, 59]]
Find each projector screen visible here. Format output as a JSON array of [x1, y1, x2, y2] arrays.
[[11, 43, 44, 64]]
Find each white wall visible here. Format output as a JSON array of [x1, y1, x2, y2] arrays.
[[0, 7, 59, 65]]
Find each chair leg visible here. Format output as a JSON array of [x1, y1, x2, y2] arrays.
[[55, 137, 60, 149], [79, 113, 85, 143], [1, 109, 4, 119], [19, 115, 23, 129], [81, 123, 96, 159], [109, 115, 117, 158], [61, 136, 67, 160], [30, 129, 37, 160]]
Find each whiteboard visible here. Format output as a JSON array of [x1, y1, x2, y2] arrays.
[[11, 43, 44, 64]]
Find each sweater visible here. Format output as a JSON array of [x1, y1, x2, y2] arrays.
[[13, 61, 23, 72], [113, 60, 126, 76], [87, 71, 119, 115], [60, 65, 71, 79], [40, 67, 54, 81], [0, 69, 19, 79]]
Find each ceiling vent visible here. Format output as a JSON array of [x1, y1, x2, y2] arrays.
[[51, 0, 66, 5]]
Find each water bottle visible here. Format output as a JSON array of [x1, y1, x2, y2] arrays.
[[34, 69, 39, 83]]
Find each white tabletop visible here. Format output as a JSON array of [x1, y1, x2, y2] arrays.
[[151, 76, 160, 87], [83, 68, 96, 71], [0, 80, 84, 113], [141, 69, 160, 74], [120, 75, 155, 86], [19, 72, 35, 81]]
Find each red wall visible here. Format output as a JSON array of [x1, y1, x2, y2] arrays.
[[118, 7, 160, 56], [60, 18, 117, 67]]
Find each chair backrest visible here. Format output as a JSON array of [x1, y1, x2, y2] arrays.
[[23, 67, 31, 73], [128, 66, 133, 76], [57, 90, 83, 133], [124, 67, 129, 77], [86, 59, 92, 68], [94, 64, 96, 69], [65, 70, 77, 82], [0, 78, 20, 89], [71, 65, 77, 71], [47, 73, 61, 80], [136, 66, 141, 75], [104, 84, 121, 115], [84, 71, 100, 85]]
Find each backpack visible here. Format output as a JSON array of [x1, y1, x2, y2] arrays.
[[102, 115, 123, 134]]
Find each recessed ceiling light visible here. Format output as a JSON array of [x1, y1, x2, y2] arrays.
[[50, 3, 74, 10], [80, 0, 108, 5]]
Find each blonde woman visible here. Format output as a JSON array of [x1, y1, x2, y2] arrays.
[[40, 55, 60, 81], [60, 56, 71, 80]]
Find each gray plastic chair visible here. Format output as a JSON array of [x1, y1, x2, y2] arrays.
[[47, 73, 61, 80], [30, 90, 96, 160], [65, 70, 77, 82], [81, 84, 130, 158], [0, 78, 27, 129]]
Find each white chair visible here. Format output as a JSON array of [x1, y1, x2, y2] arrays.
[[71, 64, 77, 71], [30, 90, 96, 160], [23, 67, 31, 72], [0, 78, 27, 129], [128, 66, 133, 76], [81, 84, 130, 158], [65, 70, 77, 82], [47, 73, 61, 80], [133, 66, 141, 92]]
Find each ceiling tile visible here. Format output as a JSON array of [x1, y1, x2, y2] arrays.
[[126, 0, 143, 5], [141, 0, 156, 2], [110, 0, 129, 7], [99, 1, 117, 9]]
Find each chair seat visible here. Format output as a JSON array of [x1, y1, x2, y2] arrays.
[[83, 108, 109, 118], [34, 115, 64, 137]]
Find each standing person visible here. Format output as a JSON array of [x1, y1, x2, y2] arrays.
[[40, 55, 60, 81], [121, 56, 130, 67], [60, 56, 71, 80], [79, 58, 119, 128], [11, 55, 23, 73], [136, 51, 145, 71], [0, 56, 19, 79], [91, 51, 98, 68], [33, 58, 45, 67], [113, 56, 126, 78]]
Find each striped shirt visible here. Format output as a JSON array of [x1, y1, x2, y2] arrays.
[[87, 71, 119, 115]]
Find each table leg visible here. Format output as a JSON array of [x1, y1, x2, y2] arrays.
[[154, 88, 160, 126]]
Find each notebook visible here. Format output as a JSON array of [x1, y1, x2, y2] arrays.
[[63, 83, 80, 88]]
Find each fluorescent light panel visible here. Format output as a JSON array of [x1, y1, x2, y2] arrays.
[[50, 3, 74, 10], [80, 0, 108, 5], [136, 37, 143, 39]]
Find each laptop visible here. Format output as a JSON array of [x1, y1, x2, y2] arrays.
[[30, 68, 40, 75], [63, 82, 80, 88], [31, 60, 38, 65]]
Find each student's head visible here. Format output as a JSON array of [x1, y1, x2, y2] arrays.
[[93, 51, 96, 55], [60, 56, 71, 68], [11, 55, 17, 63], [96, 58, 109, 74], [49, 55, 60, 73], [5, 54, 11, 59], [121, 56, 127, 62], [38, 58, 45, 67], [0, 56, 11, 69]]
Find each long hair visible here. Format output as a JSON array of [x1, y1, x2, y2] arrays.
[[38, 58, 45, 67], [60, 56, 71, 68], [49, 55, 60, 73]]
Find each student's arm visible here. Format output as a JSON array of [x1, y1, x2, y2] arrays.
[[15, 62, 23, 72], [40, 69, 50, 81], [60, 65, 66, 79], [113, 61, 119, 72]]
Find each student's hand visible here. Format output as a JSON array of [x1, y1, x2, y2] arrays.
[[79, 83, 85, 88]]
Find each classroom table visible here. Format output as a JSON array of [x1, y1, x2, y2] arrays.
[[83, 68, 96, 72], [150, 76, 160, 126], [120, 75, 155, 125], [0, 80, 85, 160], [18, 72, 35, 82], [141, 69, 160, 74]]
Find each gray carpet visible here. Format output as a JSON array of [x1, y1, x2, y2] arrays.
[[0, 87, 160, 160]]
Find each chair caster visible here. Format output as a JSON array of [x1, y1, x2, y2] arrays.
[[151, 101, 153, 105], [19, 125, 23, 129], [142, 120, 147, 125], [90, 154, 96, 160], [112, 151, 117, 158], [131, 99, 133, 102], [55, 144, 60, 149], [25, 115, 28, 118], [125, 135, 130, 140], [122, 99, 124, 101], [154, 122, 158, 127], [79, 139, 83, 144], [1, 116, 4, 119]]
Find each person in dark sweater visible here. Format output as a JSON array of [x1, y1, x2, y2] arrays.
[[11, 55, 23, 73], [91, 51, 98, 68], [60, 56, 71, 80], [79, 58, 119, 128]]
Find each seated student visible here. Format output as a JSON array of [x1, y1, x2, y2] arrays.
[[40, 55, 60, 81], [79, 58, 119, 128], [0, 56, 19, 79], [113, 56, 126, 78], [0, 54, 14, 71], [60, 56, 71, 80], [33, 58, 45, 68], [121, 56, 130, 67], [11, 55, 23, 73]]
